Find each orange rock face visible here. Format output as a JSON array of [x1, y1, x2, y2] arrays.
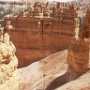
[[80, 9, 90, 39], [67, 38, 89, 75], [4, 3, 77, 67], [4, 18, 76, 67]]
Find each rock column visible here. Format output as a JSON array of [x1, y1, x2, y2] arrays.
[[67, 38, 89, 77], [0, 33, 20, 90]]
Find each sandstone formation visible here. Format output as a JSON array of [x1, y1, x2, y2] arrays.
[[18, 3, 90, 90], [19, 50, 68, 90], [45, 38, 90, 90], [80, 9, 90, 39], [18, 10, 90, 88], [67, 37, 89, 75], [4, 2, 77, 67], [0, 33, 20, 90], [19, 37, 90, 90], [19, 43, 90, 90], [55, 70, 90, 90]]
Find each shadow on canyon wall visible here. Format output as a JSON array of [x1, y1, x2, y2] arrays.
[[45, 72, 79, 90]]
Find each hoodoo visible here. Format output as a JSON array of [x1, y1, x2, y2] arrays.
[[0, 33, 20, 90]]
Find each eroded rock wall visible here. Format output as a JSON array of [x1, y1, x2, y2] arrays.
[[4, 17, 76, 67], [67, 38, 89, 77], [0, 33, 20, 90], [3, 2, 77, 67]]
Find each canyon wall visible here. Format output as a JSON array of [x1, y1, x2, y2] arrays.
[[80, 9, 90, 39], [4, 3, 77, 67], [4, 17, 76, 67]]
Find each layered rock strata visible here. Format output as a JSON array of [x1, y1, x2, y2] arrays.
[[3, 2, 78, 67], [0, 33, 20, 90], [45, 38, 90, 90], [67, 38, 89, 77]]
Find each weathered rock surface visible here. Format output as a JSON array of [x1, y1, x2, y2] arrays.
[[4, 2, 77, 67], [45, 38, 90, 90], [19, 37, 90, 90], [0, 33, 20, 90], [67, 38, 89, 76], [80, 9, 90, 39], [55, 70, 90, 90], [19, 50, 68, 90]]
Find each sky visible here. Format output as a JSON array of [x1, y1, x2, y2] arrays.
[[0, 0, 73, 2]]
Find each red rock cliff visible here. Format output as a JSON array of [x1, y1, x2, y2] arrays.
[[4, 3, 77, 67], [67, 38, 89, 77]]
